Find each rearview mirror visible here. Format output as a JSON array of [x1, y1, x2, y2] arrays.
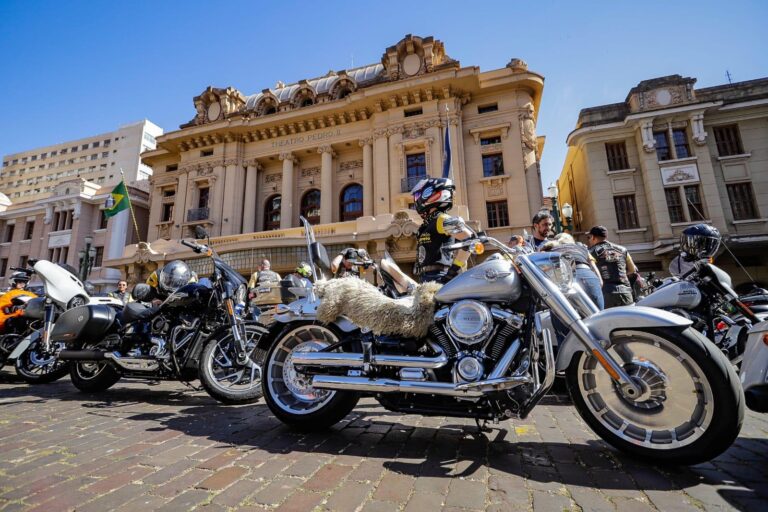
[[194, 226, 209, 240]]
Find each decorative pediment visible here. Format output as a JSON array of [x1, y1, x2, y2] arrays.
[[190, 86, 246, 126], [381, 35, 459, 82], [626, 75, 697, 113]]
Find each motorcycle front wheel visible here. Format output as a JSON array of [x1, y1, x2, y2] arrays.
[[566, 327, 743, 465], [262, 322, 359, 430], [15, 341, 69, 384], [199, 323, 269, 404]]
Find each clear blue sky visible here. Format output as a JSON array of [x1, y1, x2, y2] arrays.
[[1, 0, 766, 188]]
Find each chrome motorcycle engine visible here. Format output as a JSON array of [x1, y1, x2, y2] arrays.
[[445, 300, 494, 346]]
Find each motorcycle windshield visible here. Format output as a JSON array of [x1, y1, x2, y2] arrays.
[[33, 260, 88, 305], [214, 258, 247, 286]]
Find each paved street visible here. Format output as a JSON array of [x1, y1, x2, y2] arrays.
[[0, 372, 766, 512]]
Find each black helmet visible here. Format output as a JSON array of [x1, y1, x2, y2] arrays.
[[411, 177, 454, 215], [157, 260, 191, 294], [680, 224, 721, 260], [9, 271, 29, 286]]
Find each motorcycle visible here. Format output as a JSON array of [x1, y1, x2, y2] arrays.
[[636, 259, 764, 363], [56, 227, 268, 404], [739, 319, 768, 413], [257, 217, 743, 465], [4, 261, 121, 383]]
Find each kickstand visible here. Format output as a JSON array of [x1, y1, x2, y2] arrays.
[[475, 418, 491, 434]]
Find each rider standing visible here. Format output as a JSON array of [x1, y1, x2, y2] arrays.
[[411, 177, 471, 284], [586, 225, 637, 308]]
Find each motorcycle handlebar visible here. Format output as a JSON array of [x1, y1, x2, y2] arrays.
[[181, 239, 204, 253]]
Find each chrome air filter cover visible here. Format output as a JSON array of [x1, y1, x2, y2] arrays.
[[446, 300, 493, 345]]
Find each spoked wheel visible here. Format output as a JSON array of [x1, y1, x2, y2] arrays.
[[567, 327, 743, 465], [262, 323, 358, 430], [200, 323, 269, 404], [69, 343, 121, 393], [15, 341, 69, 384]]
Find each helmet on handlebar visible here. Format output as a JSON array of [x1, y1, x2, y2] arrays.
[[294, 262, 312, 278], [9, 271, 29, 287], [157, 260, 192, 295], [411, 177, 454, 216], [680, 224, 721, 260]]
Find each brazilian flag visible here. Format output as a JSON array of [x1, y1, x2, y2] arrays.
[[104, 180, 129, 218]]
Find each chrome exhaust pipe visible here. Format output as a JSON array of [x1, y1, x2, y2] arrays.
[[59, 350, 158, 372], [311, 374, 531, 398], [291, 349, 448, 369]]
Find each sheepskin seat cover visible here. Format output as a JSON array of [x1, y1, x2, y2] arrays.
[[316, 278, 442, 338]]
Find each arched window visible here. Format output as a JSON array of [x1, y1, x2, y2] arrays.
[[264, 195, 281, 231], [300, 97, 314, 108], [337, 88, 352, 99], [301, 189, 321, 225], [264, 106, 277, 115], [340, 184, 363, 221]]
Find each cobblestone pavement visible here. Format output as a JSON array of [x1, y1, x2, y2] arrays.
[[0, 372, 766, 512]]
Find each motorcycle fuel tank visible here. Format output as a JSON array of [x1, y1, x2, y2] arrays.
[[434, 259, 522, 304], [636, 280, 702, 309], [164, 283, 213, 308]]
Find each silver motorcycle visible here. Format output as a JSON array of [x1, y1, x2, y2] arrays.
[[258, 218, 744, 465]]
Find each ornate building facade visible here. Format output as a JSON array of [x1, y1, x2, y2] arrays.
[[0, 179, 149, 291], [109, 35, 545, 280], [558, 75, 768, 289]]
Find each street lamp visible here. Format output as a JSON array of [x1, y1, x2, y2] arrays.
[[547, 183, 562, 233], [78, 235, 96, 282], [561, 202, 574, 233]]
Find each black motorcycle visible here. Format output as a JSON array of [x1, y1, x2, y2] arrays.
[[57, 228, 268, 404]]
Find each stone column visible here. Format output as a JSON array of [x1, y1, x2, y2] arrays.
[[689, 114, 727, 233], [318, 145, 335, 224], [520, 106, 543, 219], [175, 173, 189, 238], [221, 160, 246, 235], [212, 165, 226, 237], [242, 162, 260, 233], [359, 138, 374, 216], [388, 128, 403, 213], [372, 129, 390, 216], [633, 126, 673, 239], [279, 153, 296, 229], [147, 186, 163, 240]]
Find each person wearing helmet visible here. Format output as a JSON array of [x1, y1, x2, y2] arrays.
[[411, 177, 472, 284], [0, 272, 36, 334], [292, 262, 313, 287], [669, 224, 721, 276], [145, 260, 193, 302]]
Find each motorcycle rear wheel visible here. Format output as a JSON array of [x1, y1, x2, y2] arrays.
[[69, 360, 121, 393], [199, 323, 268, 405], [566, 327, 743, 465], [262, 322, 359, 430]]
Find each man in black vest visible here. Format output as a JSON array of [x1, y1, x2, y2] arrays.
[[586, 226, 636, 308]]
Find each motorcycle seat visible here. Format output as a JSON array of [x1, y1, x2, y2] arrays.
[[316, 277, 441, 338]]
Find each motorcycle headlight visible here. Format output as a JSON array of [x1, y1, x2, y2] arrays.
[[538, 254, 573, 291]]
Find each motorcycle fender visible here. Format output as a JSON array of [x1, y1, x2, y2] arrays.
[[555, 306, 692, 371], [740, 320, 768, 392], [9, 330, 40, 360]]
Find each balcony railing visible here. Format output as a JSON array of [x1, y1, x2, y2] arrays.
[[187, 207, 210, 222], [401, 175, 426, 193]]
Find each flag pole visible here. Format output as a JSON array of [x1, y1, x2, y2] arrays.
[[119, 168, 143, 243]]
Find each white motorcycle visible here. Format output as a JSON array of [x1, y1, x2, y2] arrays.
[[8, 259, 122, 379], [255, 218, 744, 466]]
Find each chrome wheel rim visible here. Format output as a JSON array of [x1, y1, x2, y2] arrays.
[[205, 326, 264, 394], [266, 325, 337, 415], [76, 361, 107, 380], [577, 330, 714, 450], [18, 342, 66, 378]]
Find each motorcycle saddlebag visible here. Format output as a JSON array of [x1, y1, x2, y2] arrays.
[[51, 304, 116, 342]]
